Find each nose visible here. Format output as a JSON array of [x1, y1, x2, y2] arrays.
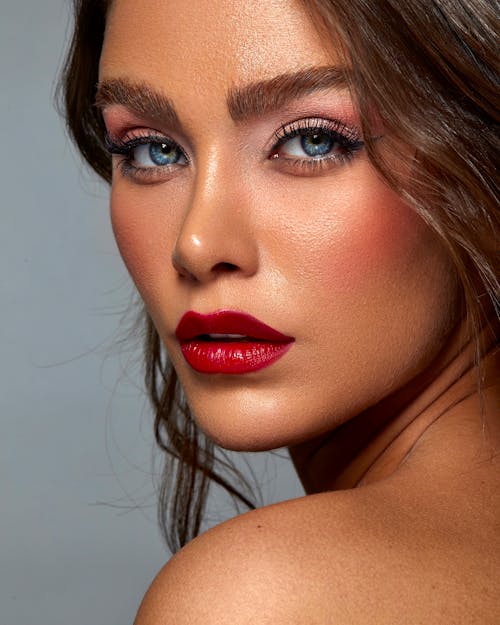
[[172, 157, 259, 283]]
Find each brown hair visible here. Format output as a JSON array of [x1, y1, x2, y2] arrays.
[[59, 0, 499, 553]]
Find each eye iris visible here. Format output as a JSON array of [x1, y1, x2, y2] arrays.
[[301, 132, 334, 157], [149, 142, 181, 166]]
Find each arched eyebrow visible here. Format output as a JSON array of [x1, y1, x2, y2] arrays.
[[95, 78, 180, 126], [227, 66, 349, 121], [95, 66, 349, 125]]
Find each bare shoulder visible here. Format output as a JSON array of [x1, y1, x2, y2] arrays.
[[134, 486, 500, 624], [133, 491, 371, 625]]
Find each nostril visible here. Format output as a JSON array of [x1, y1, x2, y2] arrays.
[[212, 262, 239, 273], [171, 253, 197, 281]]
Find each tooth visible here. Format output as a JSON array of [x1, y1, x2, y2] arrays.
[[208, 333, 246, 339]]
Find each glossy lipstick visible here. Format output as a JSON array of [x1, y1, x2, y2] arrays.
[[175, 310, 294, 374]]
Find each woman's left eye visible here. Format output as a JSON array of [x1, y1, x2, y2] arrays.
[[270, 119, 364, 170], [283, 132, 340, 158]]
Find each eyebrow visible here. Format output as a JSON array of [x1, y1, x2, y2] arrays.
[[95, 79, 180, 126], [227, 66, 349, 121], [95, 66, 349, 125]]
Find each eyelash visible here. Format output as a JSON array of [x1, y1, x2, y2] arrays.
[[271, 118, 364, 174], [105, 118, 364, 183], [105, 131, 187, 182]]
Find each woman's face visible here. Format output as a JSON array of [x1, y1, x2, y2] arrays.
[[99, 0, 458, 450]]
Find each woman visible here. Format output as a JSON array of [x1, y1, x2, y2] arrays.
[[61, 0, 499, 622]]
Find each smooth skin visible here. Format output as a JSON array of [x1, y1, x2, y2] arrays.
[[98, 0, 500, 622]]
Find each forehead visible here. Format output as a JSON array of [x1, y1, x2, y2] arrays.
[[100, 0, 336, 91]]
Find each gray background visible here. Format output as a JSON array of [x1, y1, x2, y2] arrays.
[[1, 2, 303, 624]]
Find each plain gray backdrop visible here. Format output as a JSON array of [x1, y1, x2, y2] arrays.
[[1, 2, 303, 623]]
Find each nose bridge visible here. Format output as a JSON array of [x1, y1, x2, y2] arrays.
[[172, 143, 258, 282]]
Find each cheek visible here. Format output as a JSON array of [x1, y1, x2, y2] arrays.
[[109, 184, 178, 302], [317, 189, 427, 294], [267, 163, 441, 300], [260, 159, 458, 396]]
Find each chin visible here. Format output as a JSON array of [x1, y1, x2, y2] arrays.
[[189, 400, 294, 452], [182, 384, 341, 453]]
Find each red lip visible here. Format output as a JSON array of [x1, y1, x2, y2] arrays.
[[175, 310, 294, 374]]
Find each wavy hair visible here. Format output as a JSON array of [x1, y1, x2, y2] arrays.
[[59, 0, 499, 553]]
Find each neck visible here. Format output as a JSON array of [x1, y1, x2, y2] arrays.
[[288, 318, 500, 494]]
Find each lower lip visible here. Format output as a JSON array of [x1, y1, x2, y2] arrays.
[[179, 340, 294, 374]]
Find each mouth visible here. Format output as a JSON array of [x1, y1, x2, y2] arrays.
[[193, 333, 254, 341], [175, 310, 295, 374]]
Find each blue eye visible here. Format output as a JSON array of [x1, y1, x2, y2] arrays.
[[280, 131, 348, 160], [300, 133, 334, 157], [271, 118, 364, 168], [105, 133, 188, 181], [133, 141, 186, 167]]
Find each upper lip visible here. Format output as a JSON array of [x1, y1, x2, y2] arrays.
[[175, 310, 294, 342]]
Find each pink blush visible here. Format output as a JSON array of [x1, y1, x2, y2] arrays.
[[316, 180, 432, 295]]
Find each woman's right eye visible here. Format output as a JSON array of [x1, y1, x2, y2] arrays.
[[132, 141, 187, 168], [105, 133, 188, 183]]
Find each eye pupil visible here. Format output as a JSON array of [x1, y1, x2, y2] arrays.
[[149, 142, 181, 165], [301, 132, 334, 157]]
